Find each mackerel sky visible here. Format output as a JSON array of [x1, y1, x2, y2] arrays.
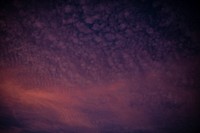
[[0, 0, 199, 133]]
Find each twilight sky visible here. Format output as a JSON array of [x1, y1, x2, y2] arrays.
[[0, 0, 200, 133]]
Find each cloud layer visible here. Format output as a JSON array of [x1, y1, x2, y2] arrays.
[[0, 0, 199, 133]]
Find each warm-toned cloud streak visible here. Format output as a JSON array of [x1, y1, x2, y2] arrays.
[[0, 68, 94, 132], [0, 57, 199, 133]]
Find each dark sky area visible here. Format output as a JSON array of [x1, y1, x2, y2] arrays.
[[0, 0, 200, 133]]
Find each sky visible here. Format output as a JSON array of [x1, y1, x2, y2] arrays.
[[0, 0, 200, 133]]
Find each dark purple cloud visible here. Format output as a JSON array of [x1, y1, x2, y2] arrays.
[[0, 0, 199, 133]]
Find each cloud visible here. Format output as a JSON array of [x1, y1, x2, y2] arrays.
[[0, 0, 199, 132]]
